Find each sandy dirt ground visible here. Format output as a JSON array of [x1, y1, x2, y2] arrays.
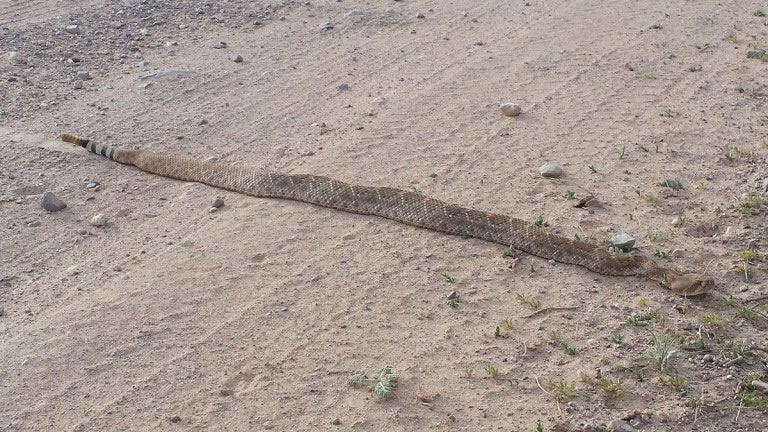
[[2, 0, 768, 431]]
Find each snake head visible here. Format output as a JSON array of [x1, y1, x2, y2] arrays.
[[665, 272, 714, 296]]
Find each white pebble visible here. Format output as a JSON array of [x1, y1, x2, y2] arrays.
[[539, 162, 563, 178], [90, 213, 107, 227], [500, 103, 522, 117]]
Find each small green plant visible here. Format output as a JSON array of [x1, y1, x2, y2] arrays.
[[494, 326, 501, 338], [638, 191, 661, 206], [661, 108, 677, 117], [688, 64, 703, 72], [598, 378, 624, 398], [484, 365, 499, 378], [663, 179, 684, 191], [560, 340, 579, 355], [588, 164, 598, 173], [611, 333, 624, 345], [637, 143, 649, 152], [738, 193, 763, 216], [723, 151, 734, 161], [528, 420, 544, 432], [755, 9, 766, 16], [618, 145, 626, 159], [696, 338, 708, 350], [627, 310, 663, 326], [347, 365, 399, 399], [516, 294, 541, 310], [724, 340, 747, 359], [534, 215, 549, 227], [503, 249, 515, 258], [463, 368, 473, 378], [637, 297, 650, 307], [545, 378, 576, 401], [500, 318, 514, 329], [447, 295, 461, 308], [441, 272, 455, 283], [565, 190, 575, 200], [655, 249, 671, 259], [741, 308, 758, 321], [689, 398, 699, 410], [573, 233, 581, 241], [669, 375, 686, 392], [529, 263, 536, 273], [738, 249, 759, 262], [613, 248, 625, 257], [634, 370, 645, 382], [654, 142, 661, 153], [699, 313, 726, 329], [646, 333, 677, 373]]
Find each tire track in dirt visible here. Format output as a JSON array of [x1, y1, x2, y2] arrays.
[[0, 0, 105, 27]]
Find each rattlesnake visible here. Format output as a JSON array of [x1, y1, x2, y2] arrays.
[[59, 133, 713, 296]]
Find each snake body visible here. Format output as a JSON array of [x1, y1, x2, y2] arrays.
[[59, 133, 713, 296]]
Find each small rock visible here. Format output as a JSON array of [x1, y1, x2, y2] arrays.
[[211, 197, 225, 208], [65, 24, 81, 35], [611, 232, 635, 252], [671, 216, 684, 227], [331, 418, 341, 426], [66, 265, 81, 276], [263, 421, 273, 430], [0, 305, 4, 317], [27, 220, 41, 227], [21, 358, 29, 366], [90, 213, 107, 227], [169, 416, 181, 423], [337, 83, 349, 91], [447, 291, 457, 300], [232, 54, 243, 63], [747, 49, 766, 58], [199, 119, 208, 126], [746, 239, 758, 250], [7, 51, 25, 64], [611, 419, 635, 432], [319, 22, 334, 31], [475, 41, 484, 46], [73, 79, 84, 89], [77, 70, 90, 80], [500, 102, 522, 117], [703, 354, 714, 362], [208, 207, 219, 213], [751, 380, 768, 394], [416, 12, 425, 18], [670, 249, 684, 258], [346, 10, 366, 20], [220, 389, 234, 396], [539, 162, 563, 178], [213, 41, 227, 49], [76, 229, 88, 236], [41, 192, 67, 212]]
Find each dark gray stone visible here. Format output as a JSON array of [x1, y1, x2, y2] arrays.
[[41, 192, 66, 212]]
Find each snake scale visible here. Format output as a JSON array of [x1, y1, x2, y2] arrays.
[[59, 133, 713, 296]]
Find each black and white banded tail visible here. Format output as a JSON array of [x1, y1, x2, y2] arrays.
[[59, 133, 119, 160]]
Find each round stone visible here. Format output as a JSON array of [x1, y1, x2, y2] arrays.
[[500, 103, 522, 117], [539, 162, 563, 178], [90, 213, 107, 227], [611, 232, 635, 252]]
